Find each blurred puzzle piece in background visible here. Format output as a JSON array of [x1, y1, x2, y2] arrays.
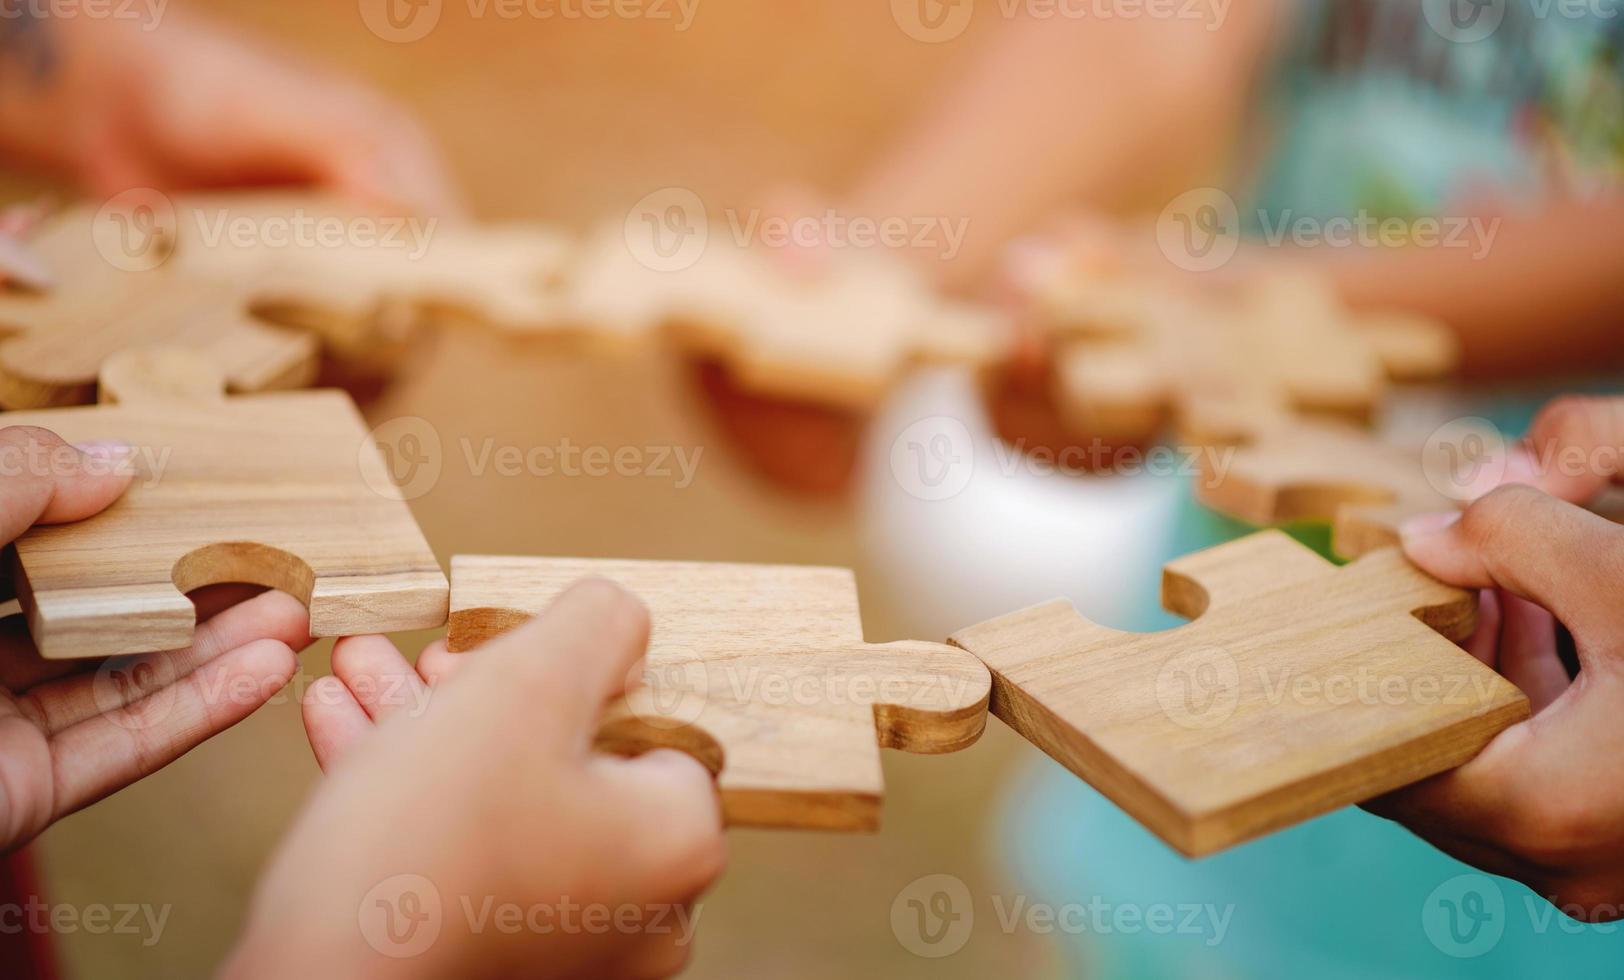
[[1042, 271, 1460, 445], [448, 555, 992, 831], [0, 193, 572, 408]]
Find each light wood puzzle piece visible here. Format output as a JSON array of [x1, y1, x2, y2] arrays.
[[0, 195, 575, 409], [1047, 272, 1460, 443], [448, 555, 992, 830], [0, 201, 320, 409], [7, 349, 448, 659], [539, 224, 1009, 410], [169, 194, 574, 344], [1197, 419, 1464, 559], [950, 531, 1528, 857]]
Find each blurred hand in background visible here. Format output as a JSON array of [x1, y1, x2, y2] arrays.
[[0, 9, 463, 216]]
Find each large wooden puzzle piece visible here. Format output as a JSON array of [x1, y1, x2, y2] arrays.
[[7, 349, 449, 659], [1046, 272, 1459, 444], [448, 555, 991, 830], [532, 223, 1010, 410], [0, 195, 572, 408], [950, 531, 1528, 857]]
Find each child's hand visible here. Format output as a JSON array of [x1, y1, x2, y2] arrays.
[[0, 13, 463, 217], [228, 580, 725, 980], [0, 425, 310, 851], [1374, 396, 1624, 919]]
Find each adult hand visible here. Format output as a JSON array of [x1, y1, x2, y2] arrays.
[[1376, 396, 1624, 920]]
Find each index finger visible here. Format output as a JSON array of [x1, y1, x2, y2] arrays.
[[0, 426, 133, 547]]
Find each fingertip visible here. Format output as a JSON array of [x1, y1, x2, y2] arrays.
[[1399, 510, 1462, 575], [414, 639, 460, 686], [241, 638, 300, 688], [301, 674, 371, 773]]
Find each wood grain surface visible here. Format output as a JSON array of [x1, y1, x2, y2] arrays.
[[8, 349, 448, 659], [950, 531, 1528, 856], [450, 554, 992, 830]]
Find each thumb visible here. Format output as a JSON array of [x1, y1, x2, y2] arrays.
[[1401, 485, 1621, 656], [0, 426, 134, 546], [473, 578, 652, 746]]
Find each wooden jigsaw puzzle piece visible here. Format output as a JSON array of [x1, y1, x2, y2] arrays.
[[1196, 419, 1460, 558], [537, 223, 1010, 410], [448, 555, 991, 831], [0, 203, 319, 409], [7, 350, 448, 659], [950, 530, 1527, 856]]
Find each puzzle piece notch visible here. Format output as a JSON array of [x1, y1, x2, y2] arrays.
[[950, 531, 1527, 857], [9, 348, 449, 659], [448, 555, 991, 831]]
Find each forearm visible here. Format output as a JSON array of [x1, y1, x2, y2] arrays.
[[849, 6, 1280, 290], [1312, 196, 1624, 378]]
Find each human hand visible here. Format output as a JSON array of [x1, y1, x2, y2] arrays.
[[227, 580, 726, 980], [0, 12, 462, 216], [0, 425, 310, 852], [1375, 396, 1624, 920]]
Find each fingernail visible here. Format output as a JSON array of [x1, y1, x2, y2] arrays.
[[74, 440, 133, 459], [1400, 511, 1461, 540]]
